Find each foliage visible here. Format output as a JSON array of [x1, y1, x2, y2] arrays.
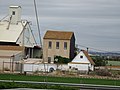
[[91, 56, 108, 66], [54, 56, 71, 64], [74, 45, 79, 57], [95, 69, 111, 76]]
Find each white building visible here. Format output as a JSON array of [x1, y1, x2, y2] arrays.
[[0, 6, 41, 71], [68, 50, 95, 72]]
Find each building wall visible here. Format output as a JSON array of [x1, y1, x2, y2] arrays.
[[70, 34, 75, 59], [24, 63, 57, 72], [9, 6, 21, 24], [68, 63, 89, 71], [68, 63, 94, 71], [43, 39, 70, 63]]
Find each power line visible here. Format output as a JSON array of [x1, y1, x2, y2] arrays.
[[77, 44, 118, 53]]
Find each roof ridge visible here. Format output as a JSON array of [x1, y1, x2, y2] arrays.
[[82, 50, 95, 65]]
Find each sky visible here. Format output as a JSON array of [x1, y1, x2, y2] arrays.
[[0, 0, 120, 52]]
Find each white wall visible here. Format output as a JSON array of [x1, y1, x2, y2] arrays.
[[24, 63, 57, 72], [9, 6, 21, 24], [68, 63, 89, 71], [72, 52, 89, 63]]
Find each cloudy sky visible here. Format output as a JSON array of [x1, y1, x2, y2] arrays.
[[0, 0, 120, 52]]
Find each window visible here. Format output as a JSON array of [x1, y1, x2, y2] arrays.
[[80, 55, 83, 58], [69, 66, 71, 69], [64, 42, 67, 49], [12, 11, 15, 15], [56, 42, 59, 49], [48, 41, 52, 49], [48, 57, 51, 63]]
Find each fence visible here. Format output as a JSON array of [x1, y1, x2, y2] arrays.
[[1, 61, 21, 72]]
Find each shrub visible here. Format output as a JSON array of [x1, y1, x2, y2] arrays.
[[95, 69, 111, 76]]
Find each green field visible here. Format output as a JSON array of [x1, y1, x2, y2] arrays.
[[107, 61, 120, 66], [0, 74, 120, 86]]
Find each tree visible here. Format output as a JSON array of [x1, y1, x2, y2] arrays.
[[54, 56, 71, 64], [92, 56, 108, 66]]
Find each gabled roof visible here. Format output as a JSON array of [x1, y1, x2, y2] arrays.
[[43, 30, 74, 40], [82, 50, 95, 65], [69, 50, 95, 65]]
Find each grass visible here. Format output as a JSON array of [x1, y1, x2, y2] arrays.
[[107, 61, 120, 66], [0, 82, 78, 89], [0, 73, 120, 86]]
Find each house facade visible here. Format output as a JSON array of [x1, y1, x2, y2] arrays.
[[43, 30, 75, 63], [68, 50, 95, 71]]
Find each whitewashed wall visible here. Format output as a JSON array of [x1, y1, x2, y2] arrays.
[[24, 63, 57, 72], [68, 63, 89, 71]]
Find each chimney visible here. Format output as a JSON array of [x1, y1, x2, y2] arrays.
[[9, 6, 21, 24], [87, 47, 89, 53]]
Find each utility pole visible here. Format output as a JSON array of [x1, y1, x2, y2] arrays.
[[34, 0, 46, 73], [20, 22, 26, 74]]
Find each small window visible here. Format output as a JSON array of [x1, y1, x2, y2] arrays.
[[12, 11, 15, 15], [64, 42, 67, 50], [75, 68, 78, 70], [69, 66, 71, 69], [56, 42, 59, 49], [48, 57, 51, 63], [48, 41, 52, 49], [80, 55, 83, 58]]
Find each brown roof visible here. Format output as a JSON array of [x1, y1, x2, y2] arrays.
[[69, 62, 90, 64], [43, 30, 74, 40], [82, 50, 95, 65], [0, 46, 24, 51]]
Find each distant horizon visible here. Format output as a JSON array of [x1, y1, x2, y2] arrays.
[[0, 0, 120, 51]]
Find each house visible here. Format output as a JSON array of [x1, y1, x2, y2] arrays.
[[68, 50, 95, 72], [43, 30, 75, 63], [0, 6, 41, 71]]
